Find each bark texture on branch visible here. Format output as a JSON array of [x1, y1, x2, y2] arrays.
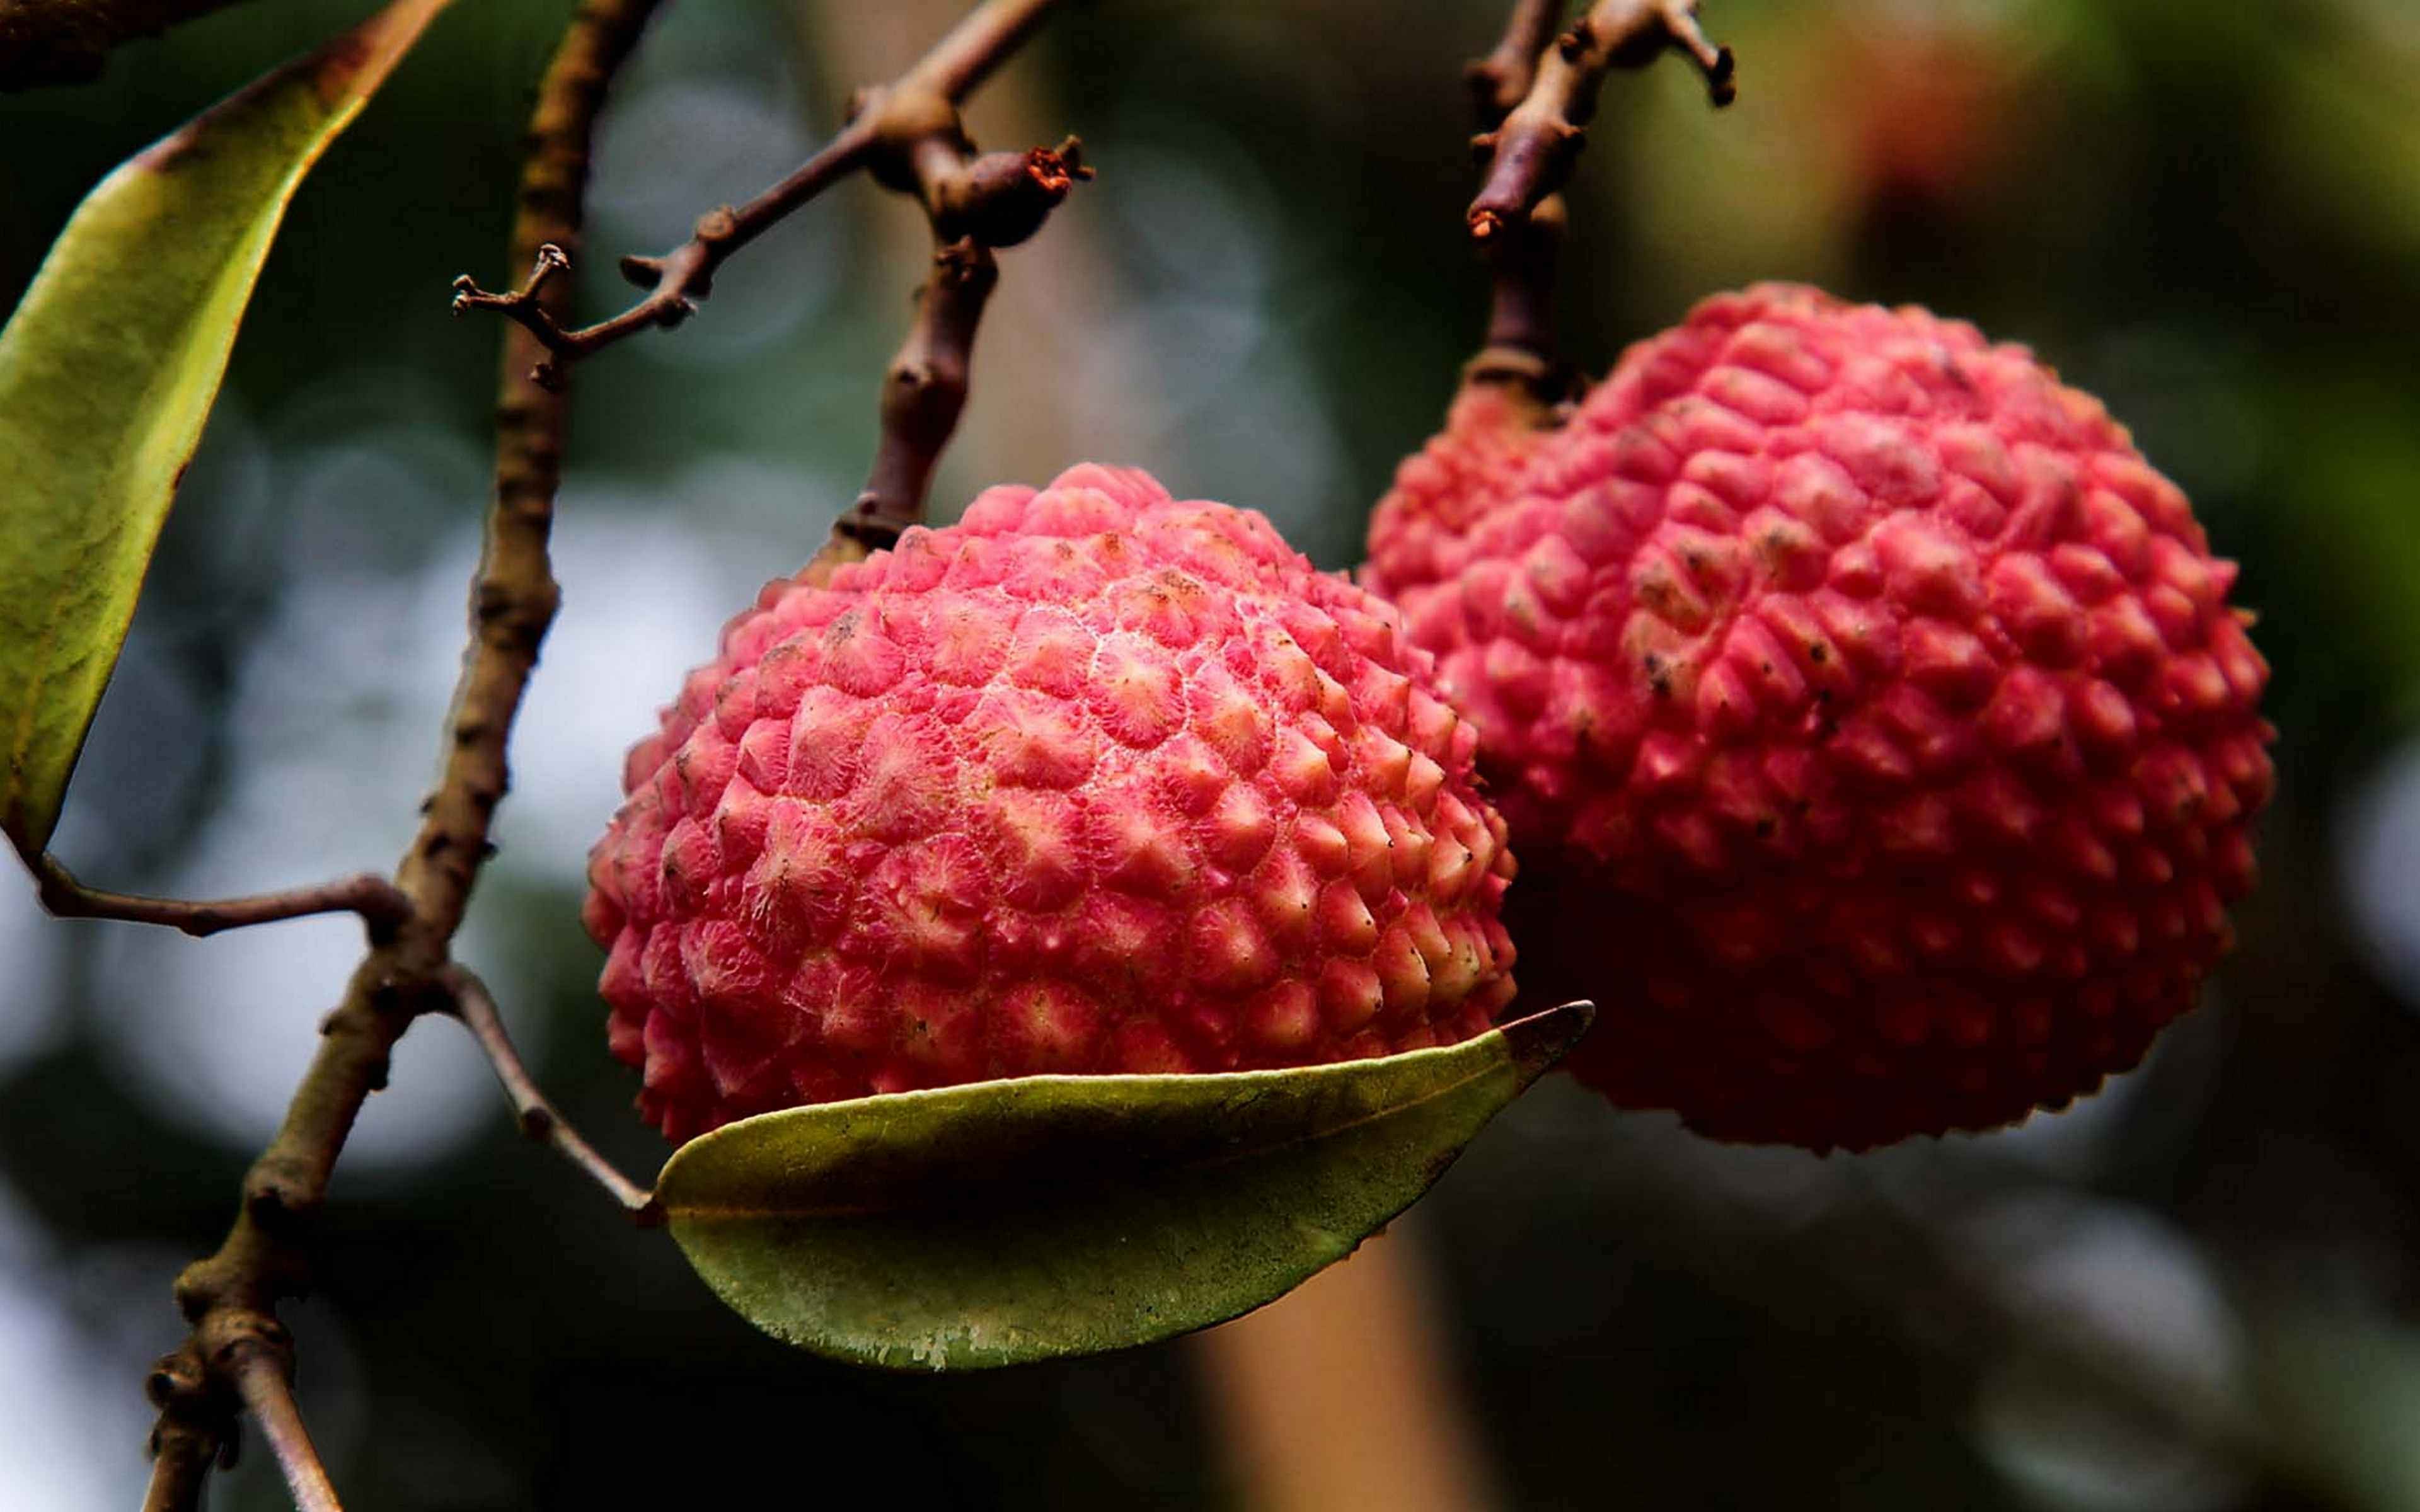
[[138, 0, 664, 1504], [1467, 0, 1732, 243], [35, 853, 408, 937], [454, 0, 1075, 388], [1461, 0, 1735, 410]]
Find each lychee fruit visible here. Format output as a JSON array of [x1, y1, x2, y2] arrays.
[[1363, 380, 1560, 604], [1366, 284, 2273, 1151], [585, 464, 1519, 1143]]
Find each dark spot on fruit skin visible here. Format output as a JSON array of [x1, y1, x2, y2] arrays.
[[1644, 651, 1673, 698], [1754, 816, 1777, 839], [1809, 641, 1829, 663]]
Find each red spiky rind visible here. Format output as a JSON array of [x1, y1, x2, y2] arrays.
[[1365, 382, 1560, 605], [1366, 283, 2275, 1152], [584, 464, 1520, 1143]]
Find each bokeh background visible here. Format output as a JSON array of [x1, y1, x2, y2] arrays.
[[5, 0, 2420, 1506]]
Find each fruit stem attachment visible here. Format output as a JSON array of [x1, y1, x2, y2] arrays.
[[137, 0, 667, 1504], [441, 965, 663, 1223], [30, 852, 409, 940], [836, 239, 1000, 552], [1466, 192, 1572, 406], [1461, 0, 1735, 410], [835, 127, 1091, 551], [449, 0, 1077, 391]]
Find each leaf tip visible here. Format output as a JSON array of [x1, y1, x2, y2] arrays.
[[1497, 999, 1596, 1080]]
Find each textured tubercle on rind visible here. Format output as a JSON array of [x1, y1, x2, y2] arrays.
[[588, 464, 1520, 1142], [1367, 283, 2274, 1151]]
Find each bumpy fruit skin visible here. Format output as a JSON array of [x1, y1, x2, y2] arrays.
[[1367, 284, 2273, 1151], [1364, 382, 1558, 601], [585, 464, 1519, 1143]]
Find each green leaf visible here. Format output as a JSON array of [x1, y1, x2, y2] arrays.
[[654, 1000, 1592, 1372], [0, 0, 451, 861]]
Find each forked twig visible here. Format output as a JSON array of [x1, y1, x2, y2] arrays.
[[450, 0, 1075, 391], [139, 0, 671, 1503], [441, 966, 660, 1223], [1468, 0, 1733, 244], [1462, 0, 1736, 404]]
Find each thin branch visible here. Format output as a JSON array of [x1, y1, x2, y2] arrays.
[[1467, 0, 1733, 243], [32, 853, 408, 939], [836, 240, 999, 550], [1465, 0, 1563, 129], [139, 0, 667, 1501], [836, 135, 1090, 547], [441, 966, 660, 1223], [1459, 0, 1735, 408], [1463, 1, 1576, 408], [0, 0, 253, 91], [229, 1343, 339, 1512], [1465, 191, 1572, 402], [139, 1344, 226, 1512], [909, 0, 1062, 101], [451, 0, 1071, 387], [140, 0, 1080, 1500]]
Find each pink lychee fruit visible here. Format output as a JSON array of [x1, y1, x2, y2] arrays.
[[1363, 381, 1561, 604], [585, 464, 1519, 1143], [1366, 284, 2274, 1151]]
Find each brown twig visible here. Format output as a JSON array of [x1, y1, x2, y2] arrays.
[[834, 239, 1000, 549], [1478, 191, 1565, 364], [32, 852, 408, 939], [834, 130, 1090, 548], [1460, 0, 1733, 408], [441, 966, 660, 1222], [138, 0, 666, 1504], [139, 1347, 229, 1512], [1464, 3, 1575, 407], [1467, 0, 1733, 244], [1465, 0, 1563, 129], [229, 1342, 340, 1512], [451, 0, 1074, 390], [139, 1, 1086, 1498]]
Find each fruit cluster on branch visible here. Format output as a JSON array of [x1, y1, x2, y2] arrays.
[[1369, 284, 2274, 1151], [14, 0, 2283, 1502]]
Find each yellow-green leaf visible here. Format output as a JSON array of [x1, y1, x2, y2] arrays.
[[655, 1001, 1593, 1372], [0, 0, 451, 859]]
